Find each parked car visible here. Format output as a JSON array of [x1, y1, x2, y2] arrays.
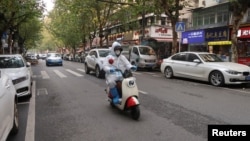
[[46, 53, 63, 66], [0, 70, 19, 141], [40, 54, 47, 60], [160, 51, 250, 86], [0, 54, 32, 98], [80, 52, 88, 63], [74, 54, 81, 62], [84, 48, 110, 78], [129, 45, 157, 70]]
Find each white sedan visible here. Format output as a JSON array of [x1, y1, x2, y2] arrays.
[[0, 71, 19, 140], [0, 54, 32, 98], [160, 52, 250, 86]]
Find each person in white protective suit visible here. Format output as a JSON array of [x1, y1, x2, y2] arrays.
[[103, 41, 137, 105]]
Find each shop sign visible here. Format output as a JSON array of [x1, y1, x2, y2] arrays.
[[182, 29, 204, 44], [205, 27, 228, 41], [150, 26, 173, 38], [237, 27, 250, 38]]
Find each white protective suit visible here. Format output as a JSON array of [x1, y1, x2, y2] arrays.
[[103, 41, 133, 88]]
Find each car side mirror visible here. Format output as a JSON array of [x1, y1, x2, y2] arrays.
[[26, 62, 31, 67], [91, 55, 96, 58], [193, 59, 201, 63]]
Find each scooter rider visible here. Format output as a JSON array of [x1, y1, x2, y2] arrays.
[[103, 41, 137, 105]]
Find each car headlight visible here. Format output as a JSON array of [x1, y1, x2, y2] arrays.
[[225, 70, 241, 75], [12, 74, 29, 85]]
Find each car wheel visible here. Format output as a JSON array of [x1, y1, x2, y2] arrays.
[[164, 66, 173, 79], [10, 99, 19, 135], [85, 63, 90, 74], [209, 71, 224, 87], [95, 66, 101, 78]]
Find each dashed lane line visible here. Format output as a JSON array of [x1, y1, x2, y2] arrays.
[[139, 90, 148, 95]]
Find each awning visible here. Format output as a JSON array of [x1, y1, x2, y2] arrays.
[[208, 41, 232, 45]]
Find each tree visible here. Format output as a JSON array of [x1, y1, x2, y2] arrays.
[[154, 0, 193, 55], [0, 0, 44, 54], [229, 0, 250, 62]]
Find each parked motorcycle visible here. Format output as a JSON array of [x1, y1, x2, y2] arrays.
[[105, 69, 140, 120]]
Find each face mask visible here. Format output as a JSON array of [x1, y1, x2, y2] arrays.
[[115, 50, 121, 56]]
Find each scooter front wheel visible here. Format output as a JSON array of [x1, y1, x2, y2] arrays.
[[131, 105, 140, 120]]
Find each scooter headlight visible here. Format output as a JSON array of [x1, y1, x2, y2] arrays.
[[127, 80, 136, 88]]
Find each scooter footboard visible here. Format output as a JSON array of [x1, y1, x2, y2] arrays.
[[126, 96, 139, 108]]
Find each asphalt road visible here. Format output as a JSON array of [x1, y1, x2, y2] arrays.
[[7, 59, 250, 141]]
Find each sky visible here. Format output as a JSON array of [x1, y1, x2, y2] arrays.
[[43, 0, 54, 15]]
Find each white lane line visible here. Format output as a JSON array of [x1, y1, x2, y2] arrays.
[[77, 68, 85, 73], [41, 71, 49, 79], [139, 90, 148, 95], [25, 81, 36, 141], [66, 69, 84, 77], [53, 70, 67, 78], [152, 75, 161, 77], [37, 88, 48, 96]]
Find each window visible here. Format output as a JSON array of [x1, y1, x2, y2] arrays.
[[132, 47, 139, 55], [172, 53, 187, 61], [89, 51, 97, 57], [187, 54, 199, 62]]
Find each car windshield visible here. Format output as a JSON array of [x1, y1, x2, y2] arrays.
[[199, 54, 223, 62], [98, 50, 110, 57], [139, 47, 156, 55], [0, 56, 25, 68]]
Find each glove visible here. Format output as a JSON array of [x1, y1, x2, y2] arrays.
[[109, 68, 115, 73], [130, 65, 137, 71]]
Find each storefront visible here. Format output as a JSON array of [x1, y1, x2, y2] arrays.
[[205, 26, 231, 61], [182, 29, 205, 52], [236, 26, 250, 66]]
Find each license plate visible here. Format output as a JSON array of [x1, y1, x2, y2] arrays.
[[245, 76, 250, 80]]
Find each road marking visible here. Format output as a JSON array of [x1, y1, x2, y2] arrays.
[[133, 72, 141, 75], [25, 81, 36, 141], [66, 69, 84, 77], [139, 90, 148, 95], [77, 68, 85, 73], [37, 88, 48, 95], [146, 72, 155, 75], [152, 75, 161, 77], [53, 70, 67, 78], [41, 71, 49, 79]]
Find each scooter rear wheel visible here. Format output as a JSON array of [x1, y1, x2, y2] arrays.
[[131, 106, 140, 120]]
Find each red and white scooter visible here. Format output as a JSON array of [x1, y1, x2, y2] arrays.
[[105, 61, 140, 120]]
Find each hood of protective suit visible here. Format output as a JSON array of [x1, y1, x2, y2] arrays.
[[110, 41, 121, 56]]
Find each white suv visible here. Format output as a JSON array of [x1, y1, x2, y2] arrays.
[[84, 48, 110, 78], [0, 54, 32, 98]]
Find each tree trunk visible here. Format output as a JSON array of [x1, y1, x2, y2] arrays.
[[231, 15, 241, 63], [171, 20, 178, 55]]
